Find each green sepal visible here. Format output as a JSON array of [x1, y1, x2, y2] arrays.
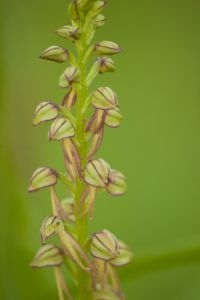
[[39, 46, 69, 63], [84, 158, 111, 188], [95, 41, 121, 55], [105, 108, 122, 128], [33, 101, 58, 126], [90, 229, 120, 261], [31, 244, 63, 268], [48, 117, 75, 141], [28, 167, 58, 192], [91, 87, 118, 110], [107, 170, 127, 196]]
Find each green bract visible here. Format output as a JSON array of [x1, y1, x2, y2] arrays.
[[31, 245, 63, 268], [39, 45, 69, 63], [59, 66, 79, 88]]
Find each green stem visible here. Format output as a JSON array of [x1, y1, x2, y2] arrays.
[[73, 23, 92, 300], [55, 268, 65, 300]]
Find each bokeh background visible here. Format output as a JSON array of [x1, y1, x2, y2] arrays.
[[1, 0, 200, 299]]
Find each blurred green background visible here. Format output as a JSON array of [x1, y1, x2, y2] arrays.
[[1, 0, 200, 299]]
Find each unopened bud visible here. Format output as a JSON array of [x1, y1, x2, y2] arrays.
[[59, 66, 79, 88], [91, 87, 118, 110], [84, 159, 111, 188], [90, 229, 120, 261], [31, 244, 63, 268], [111, 241, 133, 267], [105, 108, 122, 128], [107, 170, 127, 196], [90, 1, 107, 17], [39, 46, 69, 63], [28, 167, 57, 192], [94, 14, 106, 29], [56, 25, 81, 42], [40, 215, 62, 244], [68, 0, 79, 21], [97, 56, 115, 74], [95, 41, 121, 56], [33, 101, 58, 126], [48, 117, 75, 141]]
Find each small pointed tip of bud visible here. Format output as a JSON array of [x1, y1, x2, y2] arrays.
[[32, 119, 37, 126], [28, 185, 34, 192]]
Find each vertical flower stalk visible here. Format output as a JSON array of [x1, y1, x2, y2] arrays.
[[29, 1, 133, 299]]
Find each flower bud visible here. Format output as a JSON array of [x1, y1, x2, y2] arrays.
[[90, 229, 120, 261], [31, 244, 63, 268], [94, 14, 106, 29], [91, 87, 118, 110], [107, 170, 127, 196], [48, 117, 75, 141], [84, 158, 111, 188], [95, 41, 121, 56], [39, 46, 69, 63], [33, 101, 58, 126], [105, 108, 122, 128], [56, 25, 81, 42], [90, 1, 107, 17], [97, 56, 115, 74], [40, 215, 62, 244], [59, 66, 79, 88], [111, 241, 133, 267], [28, 167, 58, 192], [68, 0, 79, 21]]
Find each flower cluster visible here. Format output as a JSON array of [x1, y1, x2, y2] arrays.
[[29, 1, 132, 299]]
